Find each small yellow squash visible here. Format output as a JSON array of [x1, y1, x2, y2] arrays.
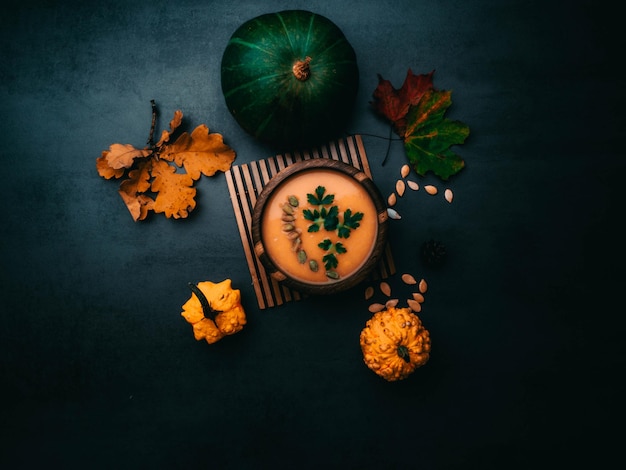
[[181, 279, 246, 344]]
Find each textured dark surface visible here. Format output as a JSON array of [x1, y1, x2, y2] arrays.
[[1, 1, 623, 468]]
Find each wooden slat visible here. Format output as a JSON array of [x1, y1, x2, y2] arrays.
[[225, 168, 267, 309], [226, 135, 395, 309]]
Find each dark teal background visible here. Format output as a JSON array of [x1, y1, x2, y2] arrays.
[[1, 0, 623, 468]]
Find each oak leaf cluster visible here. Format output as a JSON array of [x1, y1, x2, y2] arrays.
[[96, 107, 235, 221]]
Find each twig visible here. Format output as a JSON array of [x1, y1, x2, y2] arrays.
[[147, 99, 158, 147]]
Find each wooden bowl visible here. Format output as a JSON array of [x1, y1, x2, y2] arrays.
[[251, 159, 388, 295]]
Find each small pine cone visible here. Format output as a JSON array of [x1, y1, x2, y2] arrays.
[[421, 239, 447, 267]]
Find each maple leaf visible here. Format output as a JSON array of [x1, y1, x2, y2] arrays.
[[372, 69, 434, 136], [372, 69, 469, 180], [96, 102, 236, 221]]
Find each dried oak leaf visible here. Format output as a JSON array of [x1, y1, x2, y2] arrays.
[[372, 69, 470, 181], [96, 151, 125, 179], [118, 159, 154, 221], [156, 109, 184, 147], [96, 105, 236, 221], [160, 124, 236, 180], [150, 160, 196, 219], [104, 143, 152, 170]]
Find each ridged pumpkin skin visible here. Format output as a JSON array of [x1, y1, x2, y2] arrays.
[[221, 10, 359, 149], [360, 307, 431, 381]]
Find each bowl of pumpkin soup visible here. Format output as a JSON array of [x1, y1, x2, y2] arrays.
[[251, 159, 388, 295]]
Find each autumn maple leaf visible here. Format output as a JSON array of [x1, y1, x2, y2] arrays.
[[372, 69, 469, 180], [96, 102, 236, 221]]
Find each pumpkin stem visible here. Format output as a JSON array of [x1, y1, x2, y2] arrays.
[[397, 345, 411, 363], [188, 282, 222, 321], [292, 56, 312, 81]]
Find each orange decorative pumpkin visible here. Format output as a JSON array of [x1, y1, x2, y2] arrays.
[[181, 279, 247, 344], [360, 307, 431, 381]]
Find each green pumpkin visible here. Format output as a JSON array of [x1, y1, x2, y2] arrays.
[[221, 10, 359, 149]]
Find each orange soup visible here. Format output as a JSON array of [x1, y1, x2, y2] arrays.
[[261, 169, 378, 284]]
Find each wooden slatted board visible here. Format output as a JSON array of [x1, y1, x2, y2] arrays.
[[226, 134, 396, 309]]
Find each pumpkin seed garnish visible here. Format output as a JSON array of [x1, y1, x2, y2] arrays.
[[297, 250, 307, 264], [281, 203, 294, 215], [282, 223, 295, 232], [281, 213, 295, 222], [286, 230, 300, 240], [288, 195, 299, 207], [309, 259, 319, 272], [291, 237, 302, 252], [325, 270, 339, 279]]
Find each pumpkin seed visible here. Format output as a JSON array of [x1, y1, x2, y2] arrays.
[[424, 185, 438, 195], [286, 230, 300, 240], [297, 250, 307, 264], [407, 180, 419, 191], [281, 213, 295, 222], [325, 270, 339, 279], [387, 208, 401, 220], [282, 203, 294, 214], [368, 303, 385, 313], [385, 299, 399, 308], [291, 237, 302, 252], [288, 195, 299, 207], [282, 223, 295, 232], [380, 281, 391, 297], [407, 299, 422, 312], [387, 193, 397, 206], [396, 179, 406, 197], [419, 278, 428, 293], [309, 259, 319, 272], [364, 286, 375, 300], [401, 164, 410, 178], [401, 273, 417, 285], [444, 188, 454, 203], [412, 292, 425, 303]]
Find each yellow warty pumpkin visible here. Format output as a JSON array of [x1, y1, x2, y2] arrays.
[[181, 279, 247, 344], [360, 307, 431, 381]]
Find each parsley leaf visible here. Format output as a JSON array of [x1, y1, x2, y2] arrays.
[[323, 205, 339, 231], [318, 239, 348, 270], [307, 186, 335, 206], [322, 253, 338, 270], [303, 208, 322, 232], [337, 209, 364, 238], [318, 238, 333, 251]]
